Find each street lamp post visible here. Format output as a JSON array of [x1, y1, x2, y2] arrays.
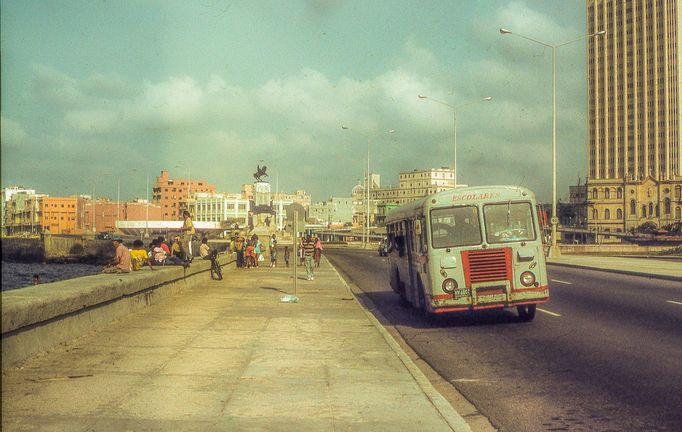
[[418, 95, 492, 187], [499, 28, 605, 258], [341, 126, 394, 248]]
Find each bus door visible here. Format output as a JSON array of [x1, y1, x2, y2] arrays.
[[407, 217, 429, 307], [404, 219, 416, 298]]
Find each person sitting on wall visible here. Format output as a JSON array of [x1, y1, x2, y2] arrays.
[[200, 236, 221, 266], [150, 239, 186, 267], [199, 237, 211, 260], [171, 236, 183, 260], [157, 236, 171, 255], [130, 239, 153, 271], [102, 237, 132, 273]]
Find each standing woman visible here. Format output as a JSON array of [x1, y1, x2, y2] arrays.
[[180, 210, 195, 266], [253, 236, 261, 267], [313, 236, 323, 268]]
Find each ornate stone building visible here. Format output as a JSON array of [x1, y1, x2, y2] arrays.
[[586, 0, 682, 234]]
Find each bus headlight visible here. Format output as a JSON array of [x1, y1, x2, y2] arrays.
[[442, 278, 458, 293], [520, 271, 536, 287]]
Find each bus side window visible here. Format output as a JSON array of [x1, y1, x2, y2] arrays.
[[420, 217, 428, 253], [393, 222, 405, 257], [395, 235, 405, 257]]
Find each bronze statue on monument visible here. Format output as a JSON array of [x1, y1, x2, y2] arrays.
[[253, 165, 268, 182]]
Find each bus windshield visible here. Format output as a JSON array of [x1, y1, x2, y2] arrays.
[[430, 206, 482, 248], [483, 202, 536, 243]]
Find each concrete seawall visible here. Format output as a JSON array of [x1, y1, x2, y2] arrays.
[[1, 235, 114, 263], [1, 253, 235, 368]]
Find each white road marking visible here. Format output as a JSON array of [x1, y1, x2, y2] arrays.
[[450, 378, 484, 383], [551, 279, 572, 285], [666, 300, 682, 306], [537, 308, 561, 317]]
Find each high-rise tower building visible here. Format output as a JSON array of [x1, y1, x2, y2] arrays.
[[586, 0, 682, 234]]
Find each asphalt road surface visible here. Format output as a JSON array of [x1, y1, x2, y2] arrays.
[[326, 248, 682, 432]]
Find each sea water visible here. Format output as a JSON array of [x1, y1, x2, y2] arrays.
[[1, 262, 102, 291]]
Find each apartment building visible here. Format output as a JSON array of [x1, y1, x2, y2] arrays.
[[372, 168, 455, 206], [586, 0, 682, 234], [40, 196, 80, 234], [152, 170, 216, 220]]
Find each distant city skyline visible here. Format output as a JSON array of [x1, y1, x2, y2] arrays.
[[2, 1, 588, 203]]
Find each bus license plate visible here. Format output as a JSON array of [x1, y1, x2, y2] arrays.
[[454, 288, 471, 299]]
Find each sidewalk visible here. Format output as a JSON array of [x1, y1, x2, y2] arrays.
[[547, 254, 682, 281], [1, 257, 471, 432]]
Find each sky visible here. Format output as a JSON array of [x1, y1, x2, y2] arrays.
[[1, 0, 590, 204]]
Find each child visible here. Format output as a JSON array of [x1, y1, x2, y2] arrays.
[[245, 240, 255, 269], [283, 246, 290, 267]]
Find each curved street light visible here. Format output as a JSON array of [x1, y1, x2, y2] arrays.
[[499, 27, 605, 258], [417, 95, 493, 187]]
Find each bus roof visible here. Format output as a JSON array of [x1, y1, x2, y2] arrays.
[[385, 185, 538, 224]]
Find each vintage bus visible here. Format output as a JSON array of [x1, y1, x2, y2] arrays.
[[385, 185, 549, 321]]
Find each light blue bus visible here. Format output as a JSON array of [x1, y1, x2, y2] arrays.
[[385, 185, 549, 321]]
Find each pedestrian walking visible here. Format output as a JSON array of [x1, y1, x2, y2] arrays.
[[302, 234, 316, 280], [284, 246, 290, 267], [314, 235, 323, 267], [253, 236, 262, 267], [298, 236, 305, 266], [269, 234, 278, 268]]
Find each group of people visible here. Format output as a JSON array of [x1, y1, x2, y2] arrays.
[[234, 233, 280, 269], [102, 234, 194, 273], [101, 210, 325, 281], [102, 210, 197, 273]]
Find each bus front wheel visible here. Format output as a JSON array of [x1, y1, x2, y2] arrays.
[[517, 304, 536, 322]]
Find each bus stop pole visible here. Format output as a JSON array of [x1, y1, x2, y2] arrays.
[[293, 211, 298, 296]]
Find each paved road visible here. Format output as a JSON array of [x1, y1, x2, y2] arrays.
[[327, 249, 682, 432]]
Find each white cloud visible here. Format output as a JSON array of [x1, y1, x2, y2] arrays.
[[30, 64, 83, 108], [0, 117, 30, 149]]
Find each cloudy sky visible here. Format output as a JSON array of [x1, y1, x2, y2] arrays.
[[1, 0, 589, 203]]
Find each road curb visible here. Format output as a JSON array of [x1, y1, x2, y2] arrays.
[[325, 256, 475, 432], [547, 262, 682, 282]]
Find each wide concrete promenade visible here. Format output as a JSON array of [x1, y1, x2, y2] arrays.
[[547, 254, 682, 281], [2, 258, 470, 432]]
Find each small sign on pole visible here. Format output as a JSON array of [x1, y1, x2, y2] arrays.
[[293, 211, 298, 296]]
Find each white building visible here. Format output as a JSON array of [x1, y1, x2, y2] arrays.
[[308, 197, 354, 226], [2, 186, 38, 235], [372, 168, 455, 205], [187, 193, 250, 227]]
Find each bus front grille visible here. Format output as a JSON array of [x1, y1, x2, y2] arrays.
[[462, 248, 511, 284]]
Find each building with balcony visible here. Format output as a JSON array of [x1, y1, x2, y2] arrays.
[[2, 189, 44, 236], [372, 168, 455, 206], [152, 170, 216, 221]]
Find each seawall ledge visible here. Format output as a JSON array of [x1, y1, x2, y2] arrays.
[[1, 253, 235, 368]]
